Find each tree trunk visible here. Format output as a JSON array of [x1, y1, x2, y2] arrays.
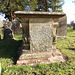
[[9, 11, 15, 21]]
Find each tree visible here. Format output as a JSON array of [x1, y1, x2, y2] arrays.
[[36, 0, 49, 11], [49, 0, 64, 12], [72, 0, 75, 3], [29, 0, 38, 11], [0, 0, 38, 21], [0, 0, 64, 21], [36, 0, 64, 12]]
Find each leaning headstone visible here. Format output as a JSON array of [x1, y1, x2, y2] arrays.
[[3, 21, 13, 39], [12, 19, 22, 34], [57, 16, 67, 39]]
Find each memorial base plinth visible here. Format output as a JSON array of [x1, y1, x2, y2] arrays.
[[17, 50, 67, 65]]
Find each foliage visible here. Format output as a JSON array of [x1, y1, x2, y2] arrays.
[[2, 62, 75, 75], [0, 28, 75, 75], [29, 0, 38, 11], [37, 0, 64, 12], [37, 0, 49, 11], [0, 0, 38, 21], [49, 0, 64, 12], [13, 34, 22, 40], [0, 0, 64, 21], [56, 28, 75, 61]]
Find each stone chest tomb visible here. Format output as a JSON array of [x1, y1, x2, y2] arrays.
[[15, 11, 66, 65]]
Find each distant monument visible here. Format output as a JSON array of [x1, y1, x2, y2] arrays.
[[15, 11, 66, 65], [57, 16, 67, 39], [12, 19, 22, 34], [3, 21, 13, 39]]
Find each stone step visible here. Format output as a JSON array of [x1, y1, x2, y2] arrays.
[[17, 50, 67, 65], [19, 51, 54, 60]]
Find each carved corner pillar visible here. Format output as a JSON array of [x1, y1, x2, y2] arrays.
[[21, 18, 30, 50], [52, 19, 59, 50]]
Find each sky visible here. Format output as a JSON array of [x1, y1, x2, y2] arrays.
[[0, 0, 75, 24], [0, 15, 6, 21], [62, 0, 75, 24]]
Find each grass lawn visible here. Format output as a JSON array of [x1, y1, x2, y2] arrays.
[[0, 28, 75, 75]]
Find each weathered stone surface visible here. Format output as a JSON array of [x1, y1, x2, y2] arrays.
[[57, 16, 67, 38], [30, 18, 53, 52], [3, 21, 13, 39], [21, 18, 30, 50], [17, 50, 67, 65], [15, 11, 66, 65], [15, 11, 66, 16]]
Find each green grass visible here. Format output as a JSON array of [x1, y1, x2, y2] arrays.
[[56, 28, 75, 61], [0, 28, 75, 75], [13, 34, 22, 40], [67, 28, 75, 37]]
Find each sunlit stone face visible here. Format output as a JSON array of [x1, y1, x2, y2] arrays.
[[29, 18, 53, 52], [15, 11, 66, 53]]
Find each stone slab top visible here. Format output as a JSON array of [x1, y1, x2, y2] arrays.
[[15, 11, 66, 16]]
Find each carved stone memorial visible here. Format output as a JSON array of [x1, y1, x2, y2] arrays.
[[12, 19, 22, 34], [57, 16, 67, 38], [3, 21, 13, 39], [15, 11, 66, 65]]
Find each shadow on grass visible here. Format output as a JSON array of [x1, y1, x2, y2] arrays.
[[67, 28, 75, 32], [67, 48, 75, 51], [65, 48, 75, 51], [0, 39, 22, 64], [68, 36, 75, 37]]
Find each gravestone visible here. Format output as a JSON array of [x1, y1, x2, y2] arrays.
[[30, 18, 53, 52], [72, 21, 75, 30], [73, 24, 75, 29], [15, 11, 66, 65], [70, 21, 75, 29], [12, 19, 22, 34], [3, 21, 13, 39], [57, 16, 67, 38]]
